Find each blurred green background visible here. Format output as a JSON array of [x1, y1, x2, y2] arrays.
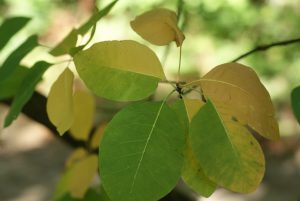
[[0, 0, 299, 201]]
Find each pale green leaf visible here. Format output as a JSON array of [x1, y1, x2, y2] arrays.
[[190, 99, 265, 193], [47, 68, 74, 135], [74, 40, 165, 101], [188, 63, 279, 140], [130, 8, 185, 46], [65, 148, 88, 169], [50, 29, 78, 56], [99, 101, 185, 201], [90, 123, 107, 150], [70, 90, 95, 141], [54, 155, 98, 200], [4, 61, 51, 127]]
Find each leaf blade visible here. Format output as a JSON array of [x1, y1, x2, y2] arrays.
[[100, 101, 185, 201], [291, 86, 300, 124]]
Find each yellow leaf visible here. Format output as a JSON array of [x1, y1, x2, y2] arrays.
[[90, 123, 107, 149], [130, 8, 185, 46], [47, 68, 74, 135], [183, 98, 205, 122], [70, 90, 95, 141], [186, 63, 279, 140], [65, 148, 88, 169], [54, 154, 98, 200]]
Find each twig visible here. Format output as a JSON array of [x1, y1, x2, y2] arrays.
[[231, 37, 300, 62]]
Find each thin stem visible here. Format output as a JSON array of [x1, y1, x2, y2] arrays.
[[177, 45, 182, 82], [231, 37, 300, 62]]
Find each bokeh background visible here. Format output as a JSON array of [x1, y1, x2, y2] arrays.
[[0, 0, 300, 200]]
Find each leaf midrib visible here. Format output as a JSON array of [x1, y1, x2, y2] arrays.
[[129, 101, 165, 193]]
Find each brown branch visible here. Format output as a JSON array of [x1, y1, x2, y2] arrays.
[[231, 37, 300, 62]]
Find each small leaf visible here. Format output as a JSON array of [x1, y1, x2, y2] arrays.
[[47, 68, 74, 135], [0, 35, 38, 83], [291, 86, 300, 124], [0, 65, 29, 100], [100, 101, 185, 201], [0, 17, 31, 51], [77, 0, 118, 35], [70, 90, 95, 141], [130, 8, 185, 46], [90, 123, 107, 150], [189, 63, 279, 140], [181, 98, 216, 197], [74, 40, 165, 101], [190, 99, 265, 193], [84, 186, 111, 201], [57, 194, 80, 201], [50, 29, 78, 56], [4, 61, 51, 127], [54, 155, 98, 200]]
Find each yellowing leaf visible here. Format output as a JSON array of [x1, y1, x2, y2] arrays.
[[74, 40, 165, 101], [70, 90, 95, 141], [90, 123, 107, 149], [130, 8, 185, 46], [65, 148, 88, 169], [187, 63, 279, 140], [190, 100, 265, 193], [47, 68, 74, 135], [54, 154, 98, 200]]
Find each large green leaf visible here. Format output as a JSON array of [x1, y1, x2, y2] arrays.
[[185, 63, 279, 140], [291, 86, 300, 124], [74, 40, 165, 101], [0, 35, 38, 83], [0, 65, 29, 100], [181, 98, 216, 197], [77, 0, 118, 35], [99, 101, 185, 201], [4, 61, 51, 127], [0, 17, 30, 51], [190, 99, 265, 193]]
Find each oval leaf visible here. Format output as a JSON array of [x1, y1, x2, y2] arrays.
[[130, 8, 185, 46], [190, 99, 265, 193], [74, 40, 165, 101], [47, 68, 74, 135], [99, 101, 185, 201], [291, 86, 300, 124], [189, 63, 279, 140], [54, 155, 98, 200], [70, 90, 95, 141], [50, 29, 78, 56]]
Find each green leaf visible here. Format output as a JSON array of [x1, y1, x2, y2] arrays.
[[99, 101, 185, 201], [77, 0, 118, 35], [4, 61, 51, 127], [180, 98, 216, 197], [187, 63, 279, 140], [0, 65, 29, 100], [291, 86, 300, 124], [50, 29, 78, 56], [0, 17, 30, 51], [57, 194, 80, 201], [74, 40, 165, 101], [169, 99, 189, 134], [0, 35, 38, 83], [190, 99, 265, 193]]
